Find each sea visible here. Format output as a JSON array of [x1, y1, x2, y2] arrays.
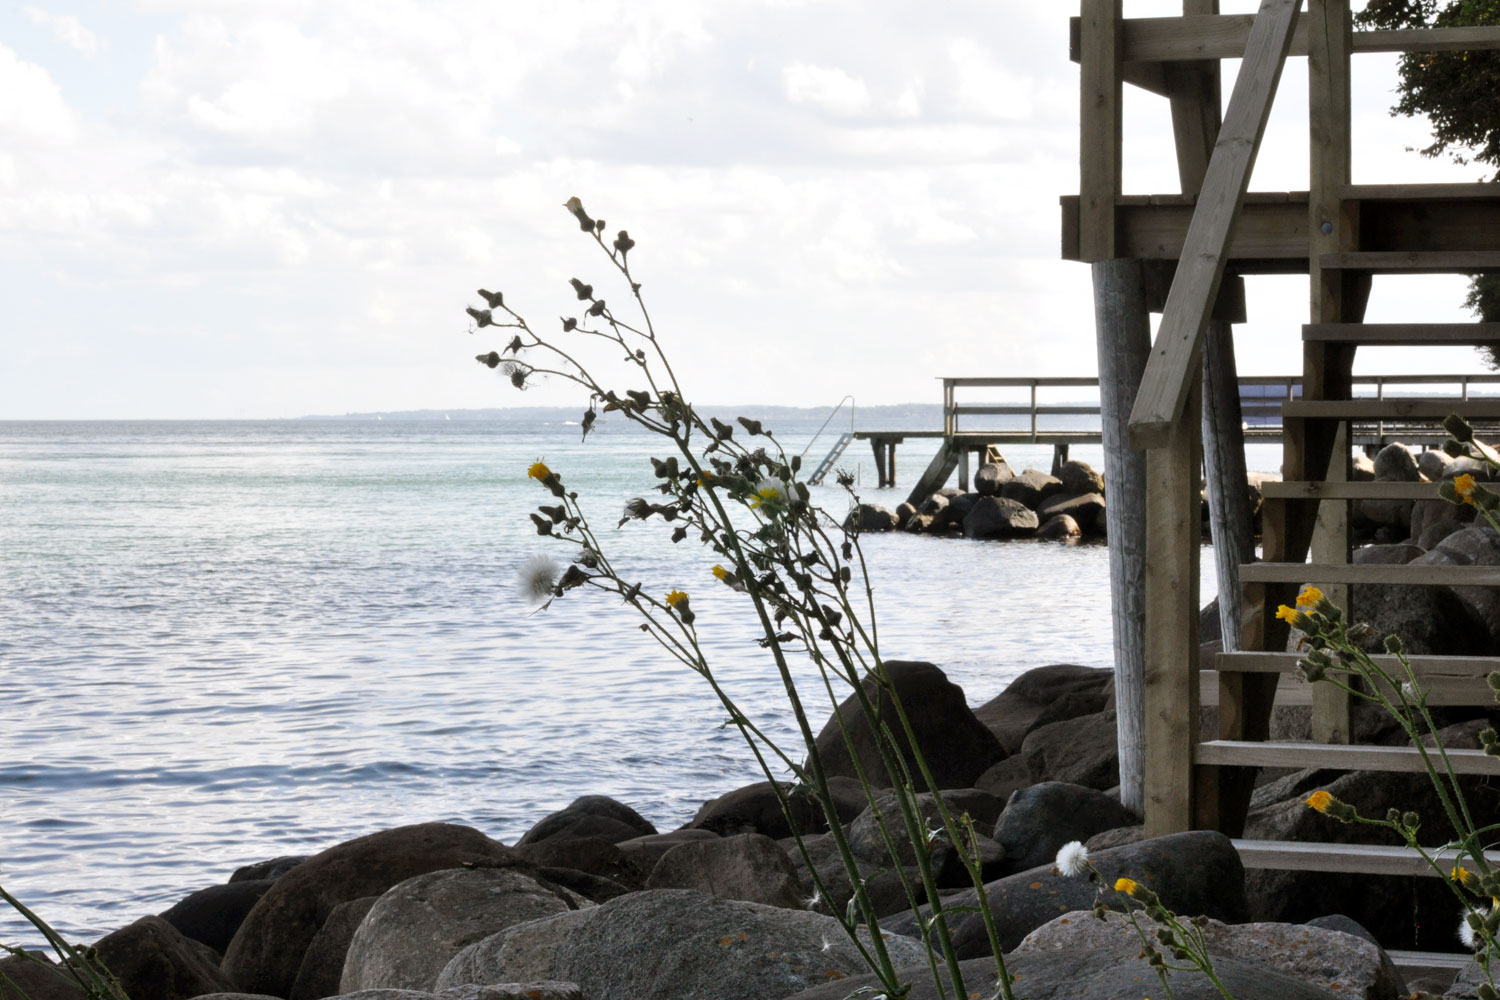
[[0, 412, 1276, 947]]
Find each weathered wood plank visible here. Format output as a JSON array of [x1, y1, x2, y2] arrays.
[[1320, 251, 1500, 273], [1233, 838, 1500, 876], [1304, 323, 1500, 345], [1216, 651, 1500, 677], [1128, 0, 1302, 449], [1069, 16, 1500, 62], [1240, 562, 1500, 587], [1079, 0, 1122, 262], [1261, 481, 1440, 501], [1283, 398, 1500, 420], [1199, 740, 1498, 773]]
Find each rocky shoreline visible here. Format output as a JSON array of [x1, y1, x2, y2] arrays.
[[9, 657, 1500, 1000]]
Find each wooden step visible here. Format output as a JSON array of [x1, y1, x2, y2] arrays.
[[1260, 481, 1440, 501], [1232, 838, 1500, 877], [1304, 322, 1500, 346], [1343, 182, 1500, 202], [1216, 651, 1500, 678], [1198, 740, 1496, 774], [1282, 398, 1500, 421], [1319, 251, 1500, 274], [1240, 562, 1500, 586]]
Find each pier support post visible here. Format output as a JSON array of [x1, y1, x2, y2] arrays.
[[1201, 319, 1254, 651], [1093, 257, 1152, 814]]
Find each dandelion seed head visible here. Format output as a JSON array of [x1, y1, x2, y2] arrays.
[[1055, 840, 1090, 877], [518, 553, 561, 605]]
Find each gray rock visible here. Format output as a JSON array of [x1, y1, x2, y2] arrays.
[[646, 833, 804, 908], [895, 501, 917, 528], [1374, 442, 1421, 481], [1306, 912, 1381, 947], [1353, 453, 1376, 480], [434, 984, 582, 1000], [615, 829, 720, 871], [231, 855, 308, 882], [991, 781, 1138, 874], [1015, 911, 1402, 1000], [1037, 491, 1107, 534], [0, 951, 86, 1000], [1021, 709, 1119, 790], [516, 795, 656, 846], [686, 780, 824, 838], [513, 835, 649, 890], [1418, 448, 1454, 481], [1001, 468, 1064, 509], [1416, 525, 1500, 648], [962, 495, 1038, 539], [973, 664, 1114, 757], [884, 830, 1249, 959], [847, 789, 1005, 884], [974, 754, 1033, 802], [1416, 515, 1468, 551], [340, 868, 579, 993], [845, 502, 899, 532], [785, 830, 913, 919], [92, 914, 237, 1000], [222, 823, 520, 998], [808, 660, 1006, 791], [781, 945, 1340, 1000], [1353, 543, 1423, 565], [1056, 459, 1105, 497], [1036, 513, 1081, 540], [917, 492, 950, 516], [1349, 580, 1495, 656], [291, 895, 377, 1000], [159, 878, 275, 954], [973, 460, 1014, 496], [435, 889, 929, 1000]]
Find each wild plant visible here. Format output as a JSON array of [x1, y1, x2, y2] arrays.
[[469, 197, 1016, 1000], [0, 882, 130, 1000]]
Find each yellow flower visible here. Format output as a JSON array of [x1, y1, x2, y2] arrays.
[[1453, 866, 1480, 890], [1305, 790, 1333, 813], [528, 460, 552, 481], [1275, 605, 1299, 624], [1296, 586, 1324, 609], [712, 565, 731, 581], [1456, 473, 1478, 505], [749, 478, 786, 510], [1114, 877, 1138, 895], [665, 589, 688, 607]]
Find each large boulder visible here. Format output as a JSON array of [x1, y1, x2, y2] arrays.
[[1037, 492, 1107, 535], [991, 781, 1138, 874], [290, 896, 376, 1000], [972, 460, 1014, 496], [91, 914, 237, 1000], [973, 664, 1114, 757], [231, 856, 307, 882], [516, 796, 656, 846], [340, 868, 580, 993], [845, 503, 899, 532], [1056, 460, 1105, 497], [685, 780, 824, 838], [1348, 580, 1495, 656], [1021, 709, 1120, 790], [160, 878, 276, 953], [645, 833, 805, 908], [1036, 513, 1081, 541], [1373, 442, 1421, 481], [0, 951, 86, 1000], [1415, 525, 1500, 648], [962, 496, 1038, 540], [1001, 468, 1064, 510], [1013, 911, 1402, 1000], [884, 830, 1249, 958], [846, 789, 1006, 886], [434, 889, 929, 1000], [513, 836, 650, 890], [222, 823, 520, 997], [615, 829, 721, 872], [808, 661, 1006, 791]]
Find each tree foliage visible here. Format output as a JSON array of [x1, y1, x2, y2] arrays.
[[1356, 1, 1500, 346]]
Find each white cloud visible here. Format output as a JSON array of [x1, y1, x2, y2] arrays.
[[782, 63, 872, 117], [0, 45, 78, 143], [24, 7, 102, 58]]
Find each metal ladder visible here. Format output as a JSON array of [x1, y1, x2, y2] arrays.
[[807, 433, 853, 485]]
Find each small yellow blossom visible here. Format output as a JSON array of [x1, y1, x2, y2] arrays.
[[1305, 790, 1333, 813], [712, 565, 731, 581], [749, 478, 786, 510], [1456, 473, 1479, 505], [1114, 877, 1138, 895], [528, 460, 552, 481], [665, 589, 688, 607], [1275, 605, 1299, 624], [1296, 586, 1324, 609], [1453, 866, 1480, 890]]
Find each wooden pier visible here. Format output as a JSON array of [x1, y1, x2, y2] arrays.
[[851, 373, 1500, 500]]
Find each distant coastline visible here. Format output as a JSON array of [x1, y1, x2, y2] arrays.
[[296, 403, 948, 429]]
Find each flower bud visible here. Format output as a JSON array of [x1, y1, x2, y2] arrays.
[[1445, 413, 1476, 443]]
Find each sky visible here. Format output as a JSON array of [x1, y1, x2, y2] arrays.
[[0, 0, 1491, 420]]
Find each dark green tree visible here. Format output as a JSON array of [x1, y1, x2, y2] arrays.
[[1356, 0, 1500, 360]]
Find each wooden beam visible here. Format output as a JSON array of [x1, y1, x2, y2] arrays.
[[1199, 740, 1500, 774], [1241, 562, 1500, 586], [1070, 16, 1500, 63], [1079, 0, 1123, 262], [1129, 0, 1302, 449]]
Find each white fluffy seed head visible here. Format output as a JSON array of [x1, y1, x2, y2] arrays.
[[518, 553, 562, 605], [1055, 840, 1090, 877]]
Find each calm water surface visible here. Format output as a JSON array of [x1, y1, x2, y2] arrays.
[[0, 418, 1246, 945]]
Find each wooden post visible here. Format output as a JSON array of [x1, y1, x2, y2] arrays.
[[1079, 0, 1122, 262], [1201, 323, 1255, 650], [1093, 257, 1152, 814], [1144, 373, 1203, 836]]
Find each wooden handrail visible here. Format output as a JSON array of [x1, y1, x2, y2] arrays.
[[1069, 17, 1500, 64], [1127, 0, 1302, 450]]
